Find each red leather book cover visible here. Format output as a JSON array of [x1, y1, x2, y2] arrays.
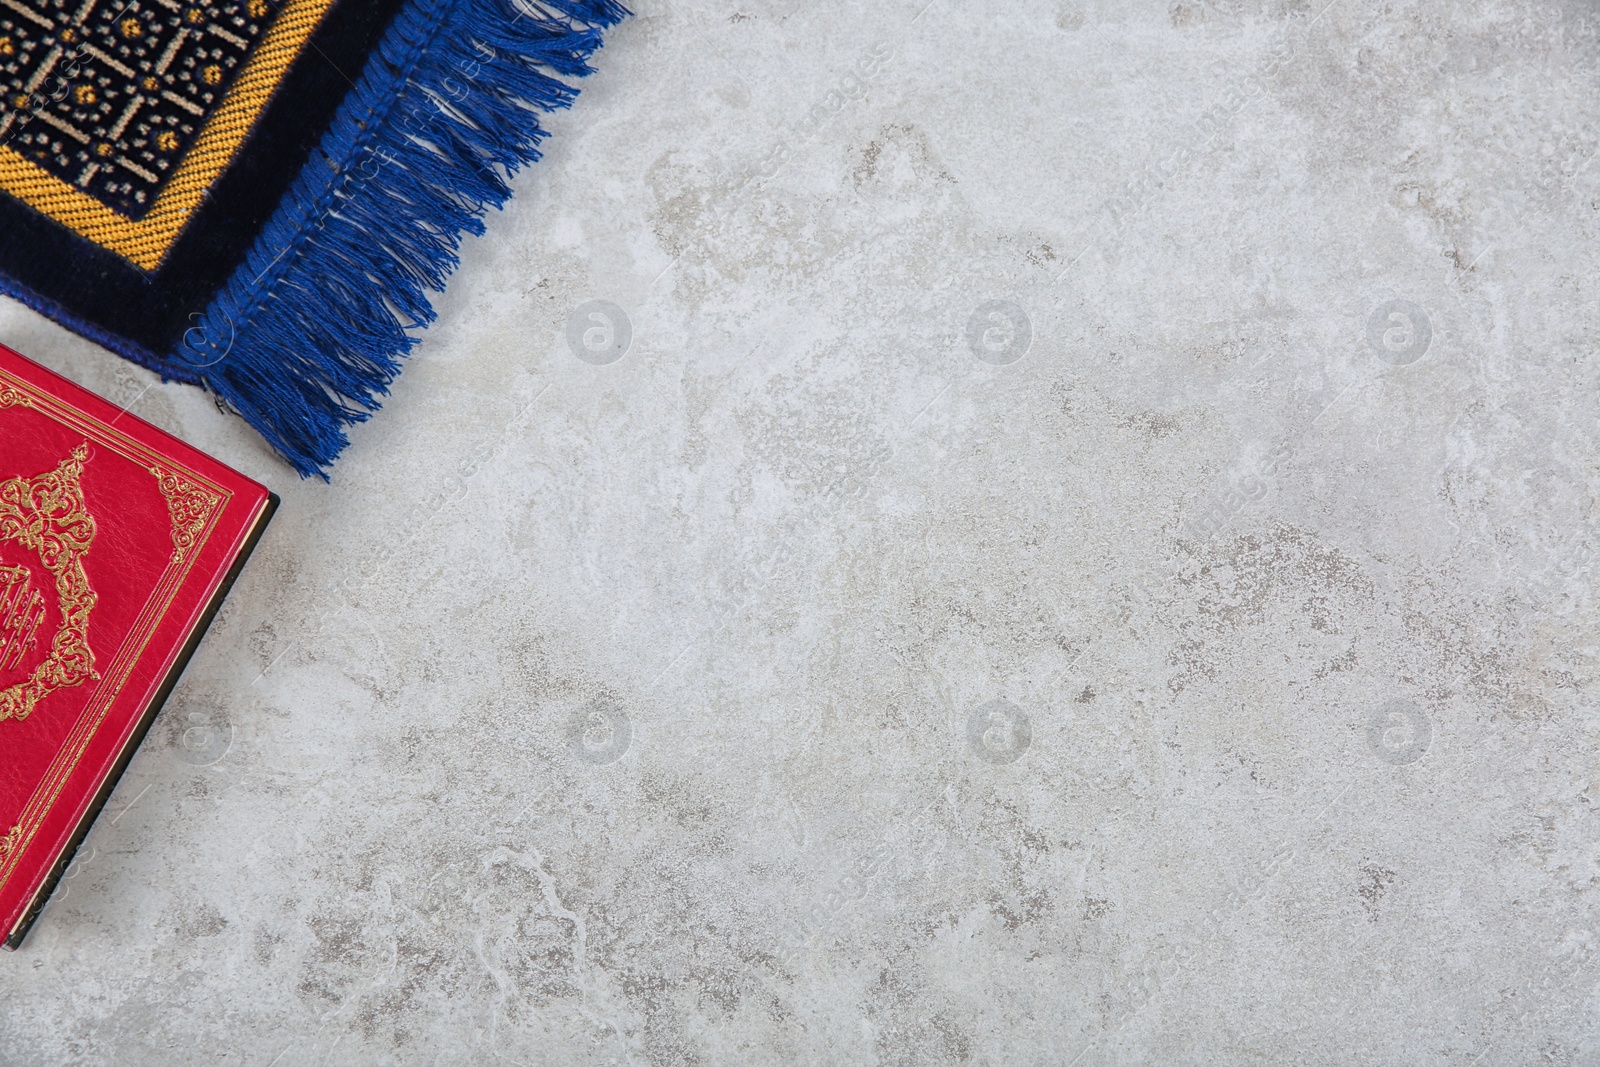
[[0, 343, 275, 948]]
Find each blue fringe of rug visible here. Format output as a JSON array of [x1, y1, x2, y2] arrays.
[[171, 0, 627, 478]]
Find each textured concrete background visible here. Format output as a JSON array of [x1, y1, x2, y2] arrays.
[[4, 0, 1600, 1062]]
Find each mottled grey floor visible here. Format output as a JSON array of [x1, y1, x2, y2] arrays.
[[4, 0, 1600, 1063]]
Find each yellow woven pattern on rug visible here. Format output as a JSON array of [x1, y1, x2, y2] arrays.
[[0, 0, 334, 270]]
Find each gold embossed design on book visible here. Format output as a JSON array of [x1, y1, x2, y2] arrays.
[[0, 445, 98, 724], [152, 467, 220, 565], [0, 366, 231, 901]]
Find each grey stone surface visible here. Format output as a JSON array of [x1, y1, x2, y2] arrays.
[[4, 0, 1600, 1062]]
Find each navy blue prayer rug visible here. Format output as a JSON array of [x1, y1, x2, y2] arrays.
[[0, 0, 626, 476]]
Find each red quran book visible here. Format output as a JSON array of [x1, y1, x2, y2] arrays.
[[0, 343, 275, 948]]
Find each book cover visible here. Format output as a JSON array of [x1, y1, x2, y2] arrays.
[[0, 343, 275, 949]]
